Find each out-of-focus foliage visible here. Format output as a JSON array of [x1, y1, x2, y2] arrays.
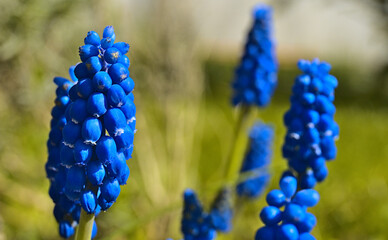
[[1, 0, 388, 240]]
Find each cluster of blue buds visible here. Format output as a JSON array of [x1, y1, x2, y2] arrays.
[[231, 4, 278, 107], [45, 26, 135, 238], [282, 59, 339, 187], [181, 189, 216, 240], [209, 187, 233, 233], [256, 173, 319, 240], [236, 122, 273, 198]]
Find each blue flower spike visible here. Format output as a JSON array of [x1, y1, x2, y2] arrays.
[[232, 4, 278, 107], [282, 59, 339, 185], [256, 174, 319, 240], [237, 122, 273, 198], [46, 25, 136, 239], [209, 187, 233, 232], [181, 189, 217, 240]]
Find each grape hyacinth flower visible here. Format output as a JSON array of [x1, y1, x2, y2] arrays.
[[236, 122, 273, 198], [181, 189, 216, 240], [45, 26, 136, 239], [209, 187, 233, 232], [232, 4, 278, 107], [283, 59, 339, 186], [256, 173, 319, 240]]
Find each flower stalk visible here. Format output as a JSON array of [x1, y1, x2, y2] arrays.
[[75, 210, 95, 240]]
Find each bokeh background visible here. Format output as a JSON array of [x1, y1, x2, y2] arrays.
[[1, 0, 388, 239]]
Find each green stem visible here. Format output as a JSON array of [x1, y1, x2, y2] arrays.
[[223, 105, 250, 184], [75, 209, 95, 240]]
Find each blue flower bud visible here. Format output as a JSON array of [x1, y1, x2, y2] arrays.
[[103, 26, 115, 40], [68, 85, 79, 102], [60, 144, 75, 168], [118, 55, 130, 68], [51, 106, 65, 119], [98, 195, 114, 211], [69, 99, 88, 124], [74, 62, 89, 79], [283, 203, 306, 223], [101, 37, 114, 50], [104, 47, 121, 64], [296, 212, 316, 233], [280, 176, 297, 198], [128, 92, 134, 102], [113, 42, 130, 54], [260, 206, 281, 226], [255, 226, 275, 240], [276, 224, 299, 240], [73, 140, 93, 165], [62, 122, 81, 146], [95, 136, 117, 165], [85, 56, 102, 75], [302, 128, 320, 144], [113, 127, 134, 151], [119, 77, 135, 94], [100, 178, 120, 202], [107, 84, 127, 107], [59, 221, 74, 238], [266, 189, 286, 207], [108, 63, 129, 84], [105, 152, 127, 178], [55, 96, 70, 108], [53, 204, 65, 221], [84, 31, 101, 46], [320, 136, 336, 160], [121, 101, 136, 128], [117, 162, 130, 185], [49, 128, 62, 146], [92, 71, 112, 92], [87, 93, 107, 117], [104, 108, 127, 136], [87, 160, 105, 186], [293, 189, 319, 207], [82, 118, 102, 144], [121, 146, 133, 159], [80, 190, 97, 214], [301, 110, 319, 126], [77, 78, 94, 99], [300, 170, 317, 189], [65, 165, 86, 192], [79, 44, 99, 62], [313, 164, 328, 182]]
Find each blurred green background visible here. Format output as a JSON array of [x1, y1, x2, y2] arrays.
[[1, 0, 388, 239]]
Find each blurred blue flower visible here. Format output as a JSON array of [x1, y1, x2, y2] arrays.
[[232, 4, 278, 107], [282, 59, 339, 185], [236, 122, 273, 198], [46, 25, 135, 238], [181, 189, 216, 240], [209, 187, 233, 232]]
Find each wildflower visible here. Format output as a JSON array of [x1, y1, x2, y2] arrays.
[[256, 174, 319, 240], [236, 123, 273, 198], [181, 189, 216, 240], [282, 59, 339, 185], [209, 187, 233, 232], [46, 26, 135, 238], [232, 4, 278, 107]]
